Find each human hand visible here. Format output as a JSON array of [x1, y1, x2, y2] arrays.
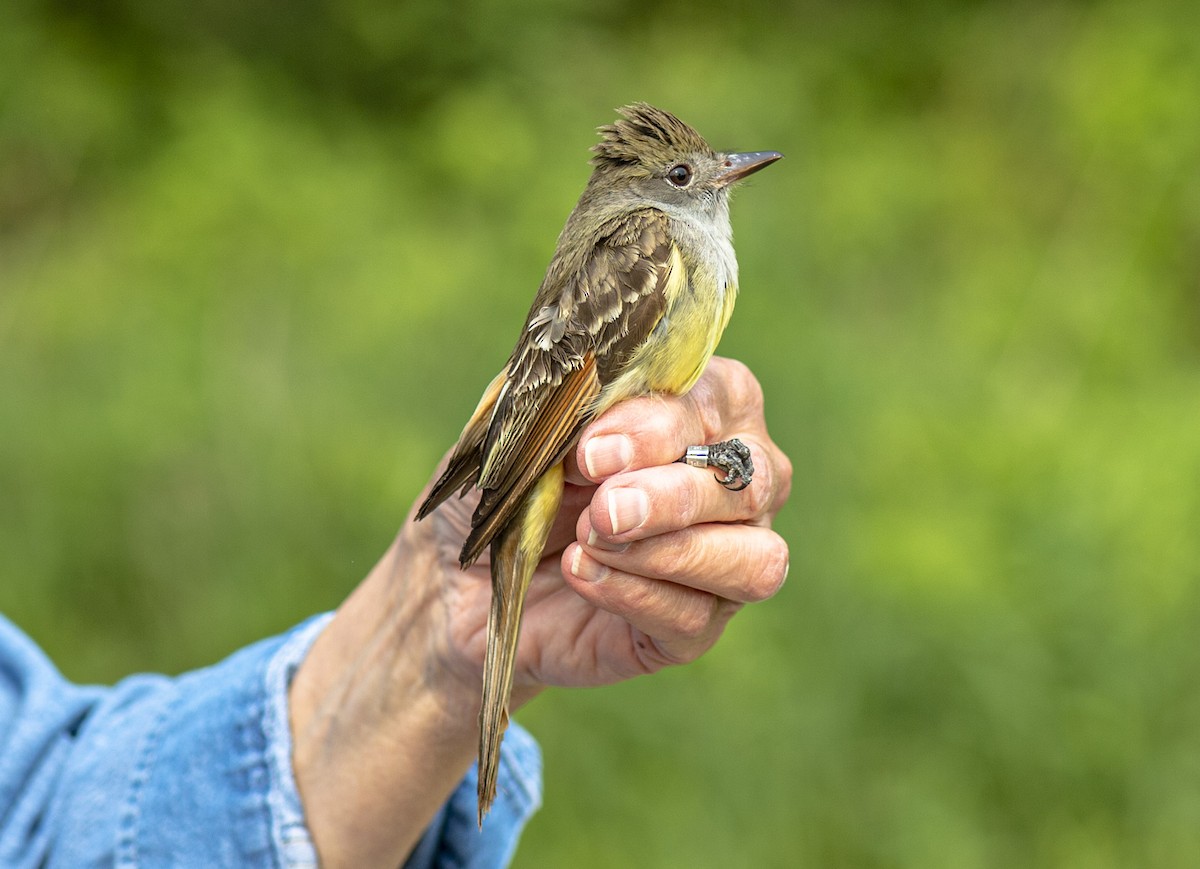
[[417, 355, 792, 702], [290, 355, 791, 866]]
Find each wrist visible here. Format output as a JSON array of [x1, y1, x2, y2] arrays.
[[288, 537, 478, 866]]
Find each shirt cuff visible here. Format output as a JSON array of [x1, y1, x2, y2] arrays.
[[263, 615, 544, 869], [262, 612, 332, 868], [29, 611, 540, 868]]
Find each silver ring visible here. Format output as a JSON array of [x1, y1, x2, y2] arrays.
[[683, 445, 710, 468]]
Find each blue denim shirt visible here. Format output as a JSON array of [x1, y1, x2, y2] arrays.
[[0, 613, 541, 868]]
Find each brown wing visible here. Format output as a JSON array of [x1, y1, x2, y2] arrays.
[[416, 367, 508, 521], [457, 208, 675, 566]]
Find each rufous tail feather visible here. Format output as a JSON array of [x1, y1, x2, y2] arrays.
[[477, 462, 563, 825]]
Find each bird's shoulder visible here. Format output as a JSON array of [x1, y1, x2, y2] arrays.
[[511, 207, 675, 395]]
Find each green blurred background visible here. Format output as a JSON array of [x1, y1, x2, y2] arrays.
[[3, 0, 1200, 865]]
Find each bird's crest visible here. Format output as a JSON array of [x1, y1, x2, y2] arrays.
[[591, 103, 712, 168]]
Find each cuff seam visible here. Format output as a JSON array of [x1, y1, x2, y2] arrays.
[[114, 677, 179, 869], [262, 612, 334, 869]]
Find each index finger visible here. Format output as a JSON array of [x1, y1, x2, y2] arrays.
[[564, 357, 764, 485]]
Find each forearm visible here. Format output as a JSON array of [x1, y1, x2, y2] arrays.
[[289, 532, 507, 866], [1, 556, 541, 869]]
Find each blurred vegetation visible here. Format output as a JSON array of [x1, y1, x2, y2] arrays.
[[3, 0, 1200, 865]]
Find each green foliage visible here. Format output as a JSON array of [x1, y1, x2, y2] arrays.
[[3, 0, 1200, 865]]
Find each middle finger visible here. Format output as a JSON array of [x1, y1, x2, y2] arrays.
[[587, 449, 774, 544], [575, 514, 790, 604]]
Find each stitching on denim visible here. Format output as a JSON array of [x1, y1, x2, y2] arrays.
[[115, 683, 180, 869], [262, 614, 331, 868]]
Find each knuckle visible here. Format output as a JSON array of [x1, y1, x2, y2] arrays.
[[639, 525, 706, 582], [723, 358, 764, 415], [742, 453, 774, 516], [775, 448, 794, 498], [673, 600, 712, 642], [744, 440, 793, 520], [670, 525, 709, 575], [639, 397, 678, 444], [772, 459, 793, 515], [683, 378, 723, 443], [672, 473, 705, 528], [605, 571, 653, 619]]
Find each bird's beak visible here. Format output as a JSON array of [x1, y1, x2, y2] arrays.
[[716, 151, 784, 186]]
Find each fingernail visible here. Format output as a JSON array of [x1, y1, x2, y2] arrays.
[[607, 488, 648, 536], [570, 547, 609, 582], [587, 528, 629, 553], [584, 434, 633, 479]]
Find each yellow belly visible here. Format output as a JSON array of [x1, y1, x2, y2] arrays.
[[596, 244, 738, 413]]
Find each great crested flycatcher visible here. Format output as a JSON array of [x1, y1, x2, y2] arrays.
[[416, 103, 781, 824]]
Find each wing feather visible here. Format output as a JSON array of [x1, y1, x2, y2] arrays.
[[460, 356, 599, 566], [416, 367, 508, 520], [443, 209, 677, 565]]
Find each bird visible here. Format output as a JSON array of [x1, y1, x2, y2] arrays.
[[416, 103, 781, 824]]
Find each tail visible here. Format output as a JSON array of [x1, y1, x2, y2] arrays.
[[477, 462, 563, 825]]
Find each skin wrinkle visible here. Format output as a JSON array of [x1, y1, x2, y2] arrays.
[[736, 444, 773, 520], [671, 467, 704, 529], [394, 516, 500, 720], [684, 370, 729, 441], [583, 523, 786, 601], [667, 590, 713, 644], [660, 525, 711, 583], [588, 562, 713, 649], [377, 552, 438, 707], [571, 427, 787, 612], [589, 465, 748, 539], [568, 469, 787, 666], [634, 602, 725, 668], [631, 630, 671, 671], [569, 608, 655, 682], [574, 448, 788, 651], [759, 538, 790, 600], [308, 604, 389, 750]]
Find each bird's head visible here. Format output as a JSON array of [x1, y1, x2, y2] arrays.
[[589, 103, 782, 212]]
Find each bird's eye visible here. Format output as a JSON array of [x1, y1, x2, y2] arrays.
[[667, 164, 693, 187]]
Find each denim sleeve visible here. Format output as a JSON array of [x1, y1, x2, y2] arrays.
[[0, 613, 541, 868]]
